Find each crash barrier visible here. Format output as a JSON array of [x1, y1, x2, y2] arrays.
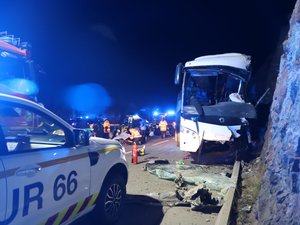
[[214, 161, 240, 225]]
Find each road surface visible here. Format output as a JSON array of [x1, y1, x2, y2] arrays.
[[74, 135, 233, 225]]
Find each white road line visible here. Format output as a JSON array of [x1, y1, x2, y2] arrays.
[[125, 151, 132, 155], [151, 140, 169, 146]]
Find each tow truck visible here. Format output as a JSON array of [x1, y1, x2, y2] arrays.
[[174, 53, 257, 163]]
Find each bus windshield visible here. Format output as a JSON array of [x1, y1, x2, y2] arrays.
[[183, 70, 244, 108]]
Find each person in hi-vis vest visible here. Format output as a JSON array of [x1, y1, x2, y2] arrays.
[[159, 118, 168, 138]]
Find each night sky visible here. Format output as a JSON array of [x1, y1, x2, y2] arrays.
[[0, 0, 296, 115]]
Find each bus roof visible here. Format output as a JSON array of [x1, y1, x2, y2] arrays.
[[185, 53, 251, 70]]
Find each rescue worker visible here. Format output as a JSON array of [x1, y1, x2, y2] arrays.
[[140, 119, 146, 136], [103, 119, 111, 139], [159, 118, 168, 138], [140, 119, 149, 143], [129, 127, 142, 144]]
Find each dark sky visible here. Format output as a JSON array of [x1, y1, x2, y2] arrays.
[[0, 0, 296, 114]]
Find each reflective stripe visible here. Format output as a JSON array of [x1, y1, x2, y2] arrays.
[[60, 204, 77, 224], [0, 152, 88, 179], [98, 146, 120, 154], [45, 213, 58, 225], [87, 192, 99, 208], [0, 146, 120, 179], [78, 195, 92, 214], [42, 192, 99, 225], [69, 199, 85, 220], [53, 208, 68, 225]]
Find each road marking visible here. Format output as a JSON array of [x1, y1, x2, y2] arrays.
[[125, 151, 132, 155], [152, 140, 169, 146]]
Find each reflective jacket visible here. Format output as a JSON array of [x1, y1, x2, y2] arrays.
[[129, 128, 142, 139], [159, 120, 168, 132], [103, 120, 111, 133]]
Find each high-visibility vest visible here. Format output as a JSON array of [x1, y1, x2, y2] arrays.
[[103, 120, 111, 133], [129, 128, 142, 139], [159, 120, 168, 131]]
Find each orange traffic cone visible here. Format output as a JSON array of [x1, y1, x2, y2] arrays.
[[132, 142, 138, 164]]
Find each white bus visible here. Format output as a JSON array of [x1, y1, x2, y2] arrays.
[[174, 53, 256, 163]]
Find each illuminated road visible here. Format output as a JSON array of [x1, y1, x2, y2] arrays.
[[74, 136, 232, 225]]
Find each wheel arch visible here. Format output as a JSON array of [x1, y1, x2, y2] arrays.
[[104, 163, 128, 185]]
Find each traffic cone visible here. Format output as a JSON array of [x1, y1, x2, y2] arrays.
[[132, 142, 138, 164]]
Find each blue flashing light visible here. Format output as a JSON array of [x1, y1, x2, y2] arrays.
[[1, 78, 39, 96], [64, 83, 111, 114], [153, 111, 159, 116], [85, 116, 89, 119], [167, 110, 175, 115]]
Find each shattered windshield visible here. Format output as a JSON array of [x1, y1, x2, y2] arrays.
[[183, 70, 244, 108]]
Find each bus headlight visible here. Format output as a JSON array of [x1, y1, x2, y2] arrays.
[[181, 127, 198, 139]]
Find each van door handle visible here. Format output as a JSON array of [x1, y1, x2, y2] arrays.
[[16, 166, 42, 177]]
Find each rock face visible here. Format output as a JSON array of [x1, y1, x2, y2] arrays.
[[257, 1, 300, 224]]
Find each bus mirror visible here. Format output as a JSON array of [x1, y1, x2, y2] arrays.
[[174, 63, 183, 85]]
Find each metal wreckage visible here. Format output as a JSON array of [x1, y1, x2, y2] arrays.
[[174, 53, 257, 163], [145, 160, 234, 211]]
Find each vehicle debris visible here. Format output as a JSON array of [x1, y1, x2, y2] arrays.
[[147, 184, 222, 211], [146, 161, 235, 193], [176, 184, 221, 211], [174, 172, 186, 189], [241, 205, 252, 213]]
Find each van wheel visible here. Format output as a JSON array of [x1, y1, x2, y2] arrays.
[[94, 175, 126, 224]]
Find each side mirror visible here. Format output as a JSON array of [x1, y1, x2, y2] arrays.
[[74, 129, 90, 146], [174, 63, 183, 85]]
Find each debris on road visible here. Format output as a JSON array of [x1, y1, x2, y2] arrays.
[[146, 161, 235, 194], [174, 172, 186, 189], [241, 205, 252, 213], [176, 184, 221, 211], [143, 160, 237, 212], [147, 184, 222, 211]]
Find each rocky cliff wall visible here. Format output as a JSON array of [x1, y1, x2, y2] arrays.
[[257, 1, 300, 224]]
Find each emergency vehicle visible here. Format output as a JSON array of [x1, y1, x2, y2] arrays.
[[174, 53, 256, 162], [0, 32, 38, 101], [0, 93, 128, 225]]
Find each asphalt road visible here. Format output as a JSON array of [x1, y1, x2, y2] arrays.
[[74, 135, 233, 225]]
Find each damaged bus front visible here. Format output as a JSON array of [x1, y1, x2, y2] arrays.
[[175, 53, 256, 163]]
